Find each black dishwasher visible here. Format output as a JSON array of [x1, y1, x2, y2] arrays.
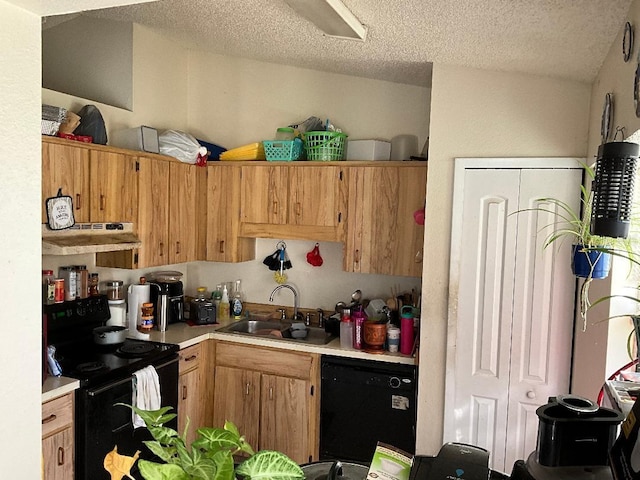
[[320, 355, 418, 463]]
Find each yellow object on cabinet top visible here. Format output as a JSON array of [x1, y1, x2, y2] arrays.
[[220, 142, 265, 161]]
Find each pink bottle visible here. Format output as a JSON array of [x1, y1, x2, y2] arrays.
[[400, 306, 415, 355]]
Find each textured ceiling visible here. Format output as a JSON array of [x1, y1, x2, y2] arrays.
[[77, 0, 633, 87]]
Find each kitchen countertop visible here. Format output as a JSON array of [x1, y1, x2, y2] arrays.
[[42, 376, 80, 403], [43, 320, 416, 401], [144, 322, 417, 365]]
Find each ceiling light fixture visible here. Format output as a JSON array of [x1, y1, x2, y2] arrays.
[[284, 0, 367, 41]]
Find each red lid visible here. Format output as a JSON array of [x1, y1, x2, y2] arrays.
[[42, 269, 53, 275]]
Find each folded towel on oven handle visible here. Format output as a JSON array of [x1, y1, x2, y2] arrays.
[[132, 365, 161, 429]]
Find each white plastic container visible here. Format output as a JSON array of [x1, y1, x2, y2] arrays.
[[346, 140, 391, 161], [340, 320, 353, 349], [110, 126, 159, 153]]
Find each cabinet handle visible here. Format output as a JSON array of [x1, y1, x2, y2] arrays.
[[159, 242, 164, 257], [75, 194, 81, 210], [295, 202, 301, 216], [57, 446, 65, 466], [273, 201, 278, 215], [354, 249, 360, 264], [219, 240, 225, 254], [184, 355, 197, 362], [100, 194, 106, 211], [42, 414, 57, 424], [176, 241, 181, 255], [269, 386, 273, 400], [245, 382, 250, 396], [182, 385, 188, 400]]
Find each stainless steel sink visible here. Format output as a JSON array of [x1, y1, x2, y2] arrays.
[[217, 319, 337, 345]]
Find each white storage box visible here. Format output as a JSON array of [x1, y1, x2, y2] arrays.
[[110, 126, 159, 153], [346, 140, 391, 161]]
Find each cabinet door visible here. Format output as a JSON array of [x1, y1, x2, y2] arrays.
[[136, 157, 170, 267], [288, 166, 342, 228], [179, 368, 205, 446], [207, 165, 255, 262], [169, 162, 198, 264], [241, 165, 288, 225], [345, 165, 426, 276], [260, 374, 311, 464], [89, 150, 138, 222], [42, 140, 90, 223], [42, 428, 74, 480], [213, 366, 261, 451]]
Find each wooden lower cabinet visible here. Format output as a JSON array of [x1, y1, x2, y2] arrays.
[[213, 342, 319, 464], [42, 392, 74, 480], [178, 342, 214, 445]]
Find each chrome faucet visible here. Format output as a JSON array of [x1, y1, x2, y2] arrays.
[[269, 284, 299, 321]]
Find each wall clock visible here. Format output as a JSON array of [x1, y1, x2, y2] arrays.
[[624, 22, 634, 62]]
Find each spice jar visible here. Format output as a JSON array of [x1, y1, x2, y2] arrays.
[[42, 270, 55, 305], [89, 273, 100, 296], [104, 280, 124, 301], [58, 266, 77, 301]]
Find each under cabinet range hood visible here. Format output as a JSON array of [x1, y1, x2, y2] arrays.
[[42, 223, 141, 255]]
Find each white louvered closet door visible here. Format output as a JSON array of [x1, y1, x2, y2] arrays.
[[444, 159, 582, 473]]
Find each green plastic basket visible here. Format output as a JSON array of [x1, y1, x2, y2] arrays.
[[263, 139, 304, 161], [304, 131, 347, 161]]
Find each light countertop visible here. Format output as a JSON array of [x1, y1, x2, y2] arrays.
[[43, 321, 416, 401]]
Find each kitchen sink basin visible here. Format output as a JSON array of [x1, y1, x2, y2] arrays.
[[217, 319, 337, 345]]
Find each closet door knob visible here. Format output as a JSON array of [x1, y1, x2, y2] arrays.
[[526, 391, 536, 399]]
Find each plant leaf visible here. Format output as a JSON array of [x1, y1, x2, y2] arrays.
[[138, 460, 190, 480], [103, 446, 140, 480], [142, 440, 176, 464], [235, 450, 304, 480], [193, 427, 244, 454], [211, 450, 234, 480]]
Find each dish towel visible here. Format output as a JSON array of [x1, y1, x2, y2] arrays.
[[132, 365, 161, 429]]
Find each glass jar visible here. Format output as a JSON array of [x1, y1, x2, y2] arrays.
[[75, 265, 89, 299], [104, 280, 124, 301], [58, 266, 76, 301], [89, 273, 100, 296], [42, 270, 55, 305]]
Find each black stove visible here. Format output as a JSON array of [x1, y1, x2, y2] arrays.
[[44, 295, 180, 480]]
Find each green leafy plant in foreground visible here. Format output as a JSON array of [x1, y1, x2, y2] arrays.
[[116, 404, 304, 480]]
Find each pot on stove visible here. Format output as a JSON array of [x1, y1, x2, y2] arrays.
[[92, 325, 127, 346], [301, 460, 369, 480]]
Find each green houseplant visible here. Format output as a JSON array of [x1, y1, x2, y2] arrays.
[[105, 405, 304, 480]]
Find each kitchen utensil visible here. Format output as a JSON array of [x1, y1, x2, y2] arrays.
[[351, 289, 362, 304], [301, 460, 369, 480], [92, 325, 127, 345]]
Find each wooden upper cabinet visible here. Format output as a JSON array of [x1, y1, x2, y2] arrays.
[[42, 140, 90, 223], [206, 164, 255, 263], [240, 164, 345, 242], [241, 165, 288, 225], [89, 150, 138, 223], [136, 156, 170, 267], [344, 164, 427, 277], [169, 162, 198, 264]]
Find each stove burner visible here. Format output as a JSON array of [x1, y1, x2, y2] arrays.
[[117, 342, 155, 357], [76, 361, 107, 373]]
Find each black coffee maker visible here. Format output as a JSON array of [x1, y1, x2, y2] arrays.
[[147, 271, 184, 329], [510, 395, 624, 480]]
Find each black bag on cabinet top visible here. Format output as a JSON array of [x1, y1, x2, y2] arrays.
[[73, 105, 107, 145]]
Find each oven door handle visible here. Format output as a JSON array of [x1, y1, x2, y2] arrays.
[[87, 356, 179, 397]]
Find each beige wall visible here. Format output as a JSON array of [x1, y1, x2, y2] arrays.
[[573, 0, 640, 399], [0, 1, 43, 475], [415, 64, 591, 454]]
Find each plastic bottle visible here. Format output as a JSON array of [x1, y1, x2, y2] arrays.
[[340, 309, 353, 349], [400, 306, 415, 355], [219, 284, 231, 323], [231, 279, 244, 320], [352, 307, 366, 350], [42, 270, 55, 305]]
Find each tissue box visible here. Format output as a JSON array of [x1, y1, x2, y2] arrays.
[[110, 126, 159, 153], [346, 140, 391, 161]]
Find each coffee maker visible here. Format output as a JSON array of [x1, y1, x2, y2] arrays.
[[147, 271, 184, 330]]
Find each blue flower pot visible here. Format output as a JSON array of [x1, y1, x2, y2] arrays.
[[571, 245, 611, 279]]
